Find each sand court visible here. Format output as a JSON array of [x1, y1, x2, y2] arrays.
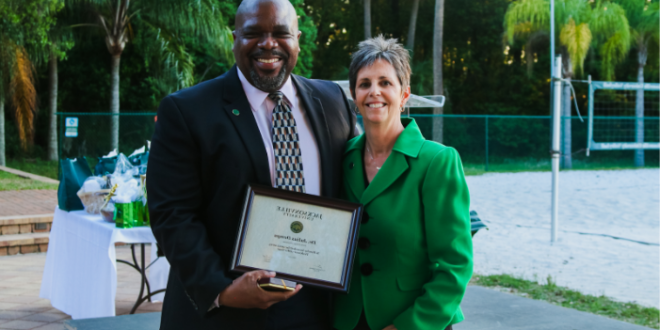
[[467, 169, 659, 308]]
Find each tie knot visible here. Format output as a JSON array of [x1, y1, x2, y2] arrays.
[[269, 91, 285, 105]]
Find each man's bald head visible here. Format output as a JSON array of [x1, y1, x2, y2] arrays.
[[235, 0, 298, 31], [232, 0, 302, 93]]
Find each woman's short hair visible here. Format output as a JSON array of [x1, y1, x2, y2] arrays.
[[349, 35, 412, 97]]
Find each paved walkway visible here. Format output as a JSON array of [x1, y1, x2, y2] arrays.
[[63, 286, 653, 330], [1, 249, 652, 330], [0, 246, 162, 330], [0, 191, 57, 217]]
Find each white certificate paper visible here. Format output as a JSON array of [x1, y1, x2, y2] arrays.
[[238, 195, 353, 284]]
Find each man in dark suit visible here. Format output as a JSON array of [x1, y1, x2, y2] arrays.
[[147, 0, 356, 329]]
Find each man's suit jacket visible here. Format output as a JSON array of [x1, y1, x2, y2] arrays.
[[333, 118, 473, 330], [147, 66, 356, 330]]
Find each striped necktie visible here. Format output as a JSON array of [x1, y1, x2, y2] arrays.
[[270, 91, 306, 193]]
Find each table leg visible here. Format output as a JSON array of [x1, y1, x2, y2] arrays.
[[116, 243, 164, 314]]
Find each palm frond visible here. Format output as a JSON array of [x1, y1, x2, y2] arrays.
[[503, 0, 550, 44], [589, 1, 631, 45], [138, 0, 225, 42], [555, 0, 592, 26], [638, 1, 660, 41], [600, 31, 630, 80], [9, 46, 36, 150], [560, 18, 592, 76]]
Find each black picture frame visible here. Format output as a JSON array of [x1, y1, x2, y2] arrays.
[[230, 184, 363, 293]]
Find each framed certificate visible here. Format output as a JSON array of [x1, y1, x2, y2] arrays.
[[230, 184, 363, 293]]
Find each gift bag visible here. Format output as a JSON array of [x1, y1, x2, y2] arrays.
[[57, 158, 93, 211], [94, 156, 117, 176]]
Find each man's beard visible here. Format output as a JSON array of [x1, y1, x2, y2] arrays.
[[249, 62, 289, 92]]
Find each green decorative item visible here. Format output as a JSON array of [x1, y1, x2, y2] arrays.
[[143, 201, 150, 227], [114, 203, 133, 229], [232, 109, 240, 116], [58, 158, 93, 211], [132, 201, 144, 227]]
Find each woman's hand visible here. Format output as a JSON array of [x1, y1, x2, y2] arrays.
[[382, 325, 397, 330]]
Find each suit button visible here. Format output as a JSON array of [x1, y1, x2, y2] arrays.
[[349, 162, 355, 169], [358, 237, 370, 250], [361, 212, 369, 224], [361, 263, 373, 276]]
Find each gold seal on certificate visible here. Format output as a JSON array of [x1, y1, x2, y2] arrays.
[[231, 185, 363, 292]]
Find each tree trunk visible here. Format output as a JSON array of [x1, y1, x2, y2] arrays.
[[110, 54, 121, 152], [560, 55, 573, 169], [634, 44, 647, 167], [0, 94, 5, 167], [406, 0, 420, 51], [432, 0, 445, 143], [364, 0, 371, 39], [47, 52, 58, 161]]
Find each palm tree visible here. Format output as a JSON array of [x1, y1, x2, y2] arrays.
[[46, 23, 74, 161], [0, 0, 61, 166], [504, 0, 630, 168], [406, 0, 421, 51], [0, 40, 38, 167], [617, 0, 659, 167], [364, 0, 372, 39], [432, 0, 445, 143], [70, 0, 233, 151]]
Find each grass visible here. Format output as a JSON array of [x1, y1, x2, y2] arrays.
[[471, 274, 660, 329], [6, 159, 59, 180], [0, 171, 58, 191]]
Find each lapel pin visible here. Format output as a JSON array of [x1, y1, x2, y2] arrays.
[[232, 109, 240, 116]]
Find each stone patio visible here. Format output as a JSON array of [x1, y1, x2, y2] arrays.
[[0, 245, 162, 330]]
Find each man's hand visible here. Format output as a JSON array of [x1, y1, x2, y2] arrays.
[[218, 270, 302, 309]]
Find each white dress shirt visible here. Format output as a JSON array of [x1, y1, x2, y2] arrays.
[[237, 68, 321, 196]]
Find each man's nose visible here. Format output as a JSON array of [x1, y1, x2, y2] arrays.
[[258, 34, 278, 49]]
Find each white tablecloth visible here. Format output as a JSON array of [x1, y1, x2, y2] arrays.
[[40, 207, 170, 319]]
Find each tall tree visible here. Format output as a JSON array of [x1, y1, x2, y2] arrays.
[[71, 0, 233, 152], [406, 0, 421, 51], [0, 0, 62, 166], [432, 0, 445, 143], [46, 16, 75, 161], [617, 0, 659, 167], [504, 0, 630, 168], [364, 0, 372, 39]]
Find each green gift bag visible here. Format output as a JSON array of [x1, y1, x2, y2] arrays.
[[132, 201, 144, 227], [57, 158, 93, 211], [114, 203, 133, 228]]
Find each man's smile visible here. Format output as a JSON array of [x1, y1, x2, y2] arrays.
[[253, 55, 284, 71]]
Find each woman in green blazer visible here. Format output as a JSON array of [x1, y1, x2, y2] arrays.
[[334, 36, 473, 330]]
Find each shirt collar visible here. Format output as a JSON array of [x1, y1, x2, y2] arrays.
[[237, 67, 297, 110], [345, 118, 425, 158]]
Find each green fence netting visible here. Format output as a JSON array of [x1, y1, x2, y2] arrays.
[[57, 112, 659, 172]]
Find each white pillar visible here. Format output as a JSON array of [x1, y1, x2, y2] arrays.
[[551, 55, 562, 243]]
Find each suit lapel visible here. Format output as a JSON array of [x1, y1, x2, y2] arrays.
[[292, 75, 333, 197], [360, 151, 409, 206], [222, 66, 271, 186]]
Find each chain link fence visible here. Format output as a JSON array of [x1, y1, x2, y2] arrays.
[[57, 112, 659, 172]]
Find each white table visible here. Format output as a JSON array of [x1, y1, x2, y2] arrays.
[[40, 207, 170, 319]]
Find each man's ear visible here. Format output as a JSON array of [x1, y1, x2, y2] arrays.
[[231, 31, 237, 51], [297, 31, 302, 41]]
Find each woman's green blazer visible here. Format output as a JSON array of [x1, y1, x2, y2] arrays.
[[334, 118, 473, 330]]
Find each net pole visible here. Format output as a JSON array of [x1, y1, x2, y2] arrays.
[[551, 56, 562, 244]]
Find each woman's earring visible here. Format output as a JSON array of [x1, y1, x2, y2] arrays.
[[400, 106, 405, 113], [354, 105, 360, 115]]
